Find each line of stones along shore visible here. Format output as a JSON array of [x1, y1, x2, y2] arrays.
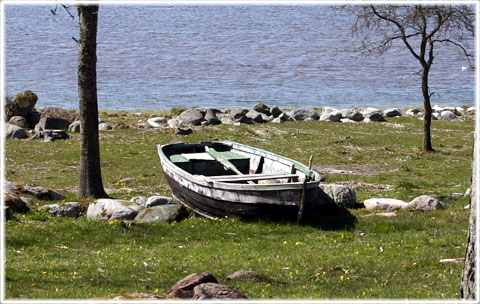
[[145, 103, 476, 131], [4, 90, 476, 140]]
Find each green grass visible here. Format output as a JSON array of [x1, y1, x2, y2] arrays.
[[4, 113, 475, 299]]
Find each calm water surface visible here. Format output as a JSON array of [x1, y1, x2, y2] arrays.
[[5, 5, 475, 110]]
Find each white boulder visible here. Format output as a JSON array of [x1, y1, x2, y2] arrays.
[[363, 198, 409, 211]]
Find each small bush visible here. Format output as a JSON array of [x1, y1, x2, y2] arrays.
[[40, 107, 79, 122]]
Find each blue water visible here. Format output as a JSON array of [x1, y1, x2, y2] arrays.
[[4, 5, 475, 110]]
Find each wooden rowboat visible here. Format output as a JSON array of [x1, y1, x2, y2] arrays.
[[157, 141, 323, 220]]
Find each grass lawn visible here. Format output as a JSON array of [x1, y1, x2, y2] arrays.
[[4, 111, 475, 299]]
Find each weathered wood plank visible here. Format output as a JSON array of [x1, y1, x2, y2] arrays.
[[206, 147, 255, 184], [205, 173, 299, 182]]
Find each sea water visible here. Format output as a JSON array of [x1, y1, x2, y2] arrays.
[[4, 5, 475, 110]]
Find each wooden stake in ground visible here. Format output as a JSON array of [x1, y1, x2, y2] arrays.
[[297, 155, 313, 224]]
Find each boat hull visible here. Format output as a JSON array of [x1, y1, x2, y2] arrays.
[[158, 141, 322, 219], [164, 174, 319, 219]]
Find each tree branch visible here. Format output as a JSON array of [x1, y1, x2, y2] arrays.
[[433, 38, 474, 67], [370, 6, 422, 62]]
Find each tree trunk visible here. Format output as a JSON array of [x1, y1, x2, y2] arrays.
[[460, 135, 477, 299], [421, 66, 434, 152], [77, 5, 107, 199]]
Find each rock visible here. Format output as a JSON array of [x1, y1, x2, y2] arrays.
[[432, 105, 445, 112], [406, 108, 421, 116], [147, 117, 167, 128], [10, 90, 38, 117], [289, 109, 319, 121], [35, 117, 70, 131], [130, 196, 147, 206], [246, 110, 265, 123], [365, 112, 387, 122], [432, 112, 441, 120], [375, 212, 397, 217], [228, 108, 249, 122], [5, 192, 30, 214], [344, 110, 364, 121], [319, 184, 356, 208], [466, 106, 475, 114], [177, 109, 205, 126], [192, 283, 248, 300], [40, 202, 83, 218], [145, 195, 175, 208], [218, 115, 234, 125], [465, 188, 472, 197], [272, 117, 283, 123], [4, 181, 65, 200], [167, 118, 180, 128], [134, 204, 180, 223], [68, 121, 81, 132], [278, 112, 293, 121], [363, 198, 408, 211], [270, 106, 283, 117], [358, 107, 380, 116], [98, 122, 112, 130], [456, 107, 465, 115], [43, 130, 70, 142], [407, 195, 446, 211], [5, 123, 28, 139], [340, 118, 356, 123], [113, 293, 165, 300], [253, 102, 271, 115], [8, 116, 29, 128], [444, 106, 461, 116], [320, 111, 342, 122], [204, 109, 221, 125], [86, 199, 142, 220], [26, 111, 41, 128], [440, 110, 457, 119], [226, 270, 262, 281], [174, 128, 193, 136], [263, 114, 274, 122], [167, 272, 218, 299], [383, 108, 402, 117], [321, 107, 338, 114]]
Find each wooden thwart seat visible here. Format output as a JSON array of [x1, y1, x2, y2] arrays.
[[205, 173, 299, 183]]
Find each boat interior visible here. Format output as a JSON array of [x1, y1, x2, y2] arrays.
[[163, 142, 309, 184]]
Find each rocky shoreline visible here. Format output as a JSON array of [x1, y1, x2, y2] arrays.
[[4, 90, 476, 140]]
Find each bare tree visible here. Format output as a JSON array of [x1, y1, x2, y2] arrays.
[[346, 5, 474, 152], [77, 5, 107, 198]]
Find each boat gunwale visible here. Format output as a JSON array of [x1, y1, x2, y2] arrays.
[[157, 141, 321, 191]]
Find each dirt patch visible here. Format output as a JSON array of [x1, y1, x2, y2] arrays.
[[313, 164, 396, 176], [332, 181, 395, 191]]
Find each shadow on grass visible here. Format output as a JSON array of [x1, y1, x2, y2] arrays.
[[303, 203, 357, 231]]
